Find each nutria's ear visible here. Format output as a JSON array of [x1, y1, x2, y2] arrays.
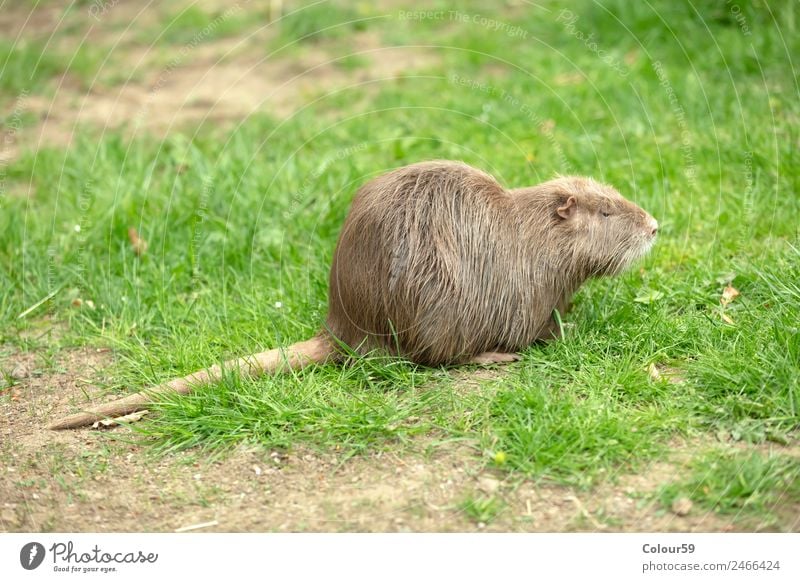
[[557, 196, 577, 219]]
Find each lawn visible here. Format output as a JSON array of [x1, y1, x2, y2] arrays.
[[0, 0, 798, 531]]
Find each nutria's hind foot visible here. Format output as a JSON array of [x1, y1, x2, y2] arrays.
[[469, 352, 522, 365]]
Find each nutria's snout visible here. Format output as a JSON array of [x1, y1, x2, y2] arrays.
[[646, 216, 659, 237], [633, 212, 659, 267]]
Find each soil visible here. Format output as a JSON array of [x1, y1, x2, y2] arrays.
[[2, 344, 795, 533], [0, 3, 436, 166]]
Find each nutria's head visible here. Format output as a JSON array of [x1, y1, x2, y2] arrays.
[[519, 176, 658, 277]]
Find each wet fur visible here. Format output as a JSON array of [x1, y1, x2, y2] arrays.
[[326, 160, 656, 365]]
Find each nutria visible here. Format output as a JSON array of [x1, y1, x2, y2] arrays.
[[49, 160, 658, 430]]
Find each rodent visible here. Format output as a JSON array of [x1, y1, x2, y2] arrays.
[[49, 160, 658, 430]]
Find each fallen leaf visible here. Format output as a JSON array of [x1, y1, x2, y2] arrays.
[[720, 312, 735, 325], [91, 410, 150, 429], [720, 284, 740, 306], [128, 227, 148, 257]]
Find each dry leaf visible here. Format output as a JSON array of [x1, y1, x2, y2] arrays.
[[90, 410, 150, 429], [720, 284, 740, 306], [720, 312, 735, 325], [128, 227, 148, 257]]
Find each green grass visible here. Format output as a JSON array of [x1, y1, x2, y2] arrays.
[[270, 1, 373, 47], [0, 33, 131, 94], [146, 4, 264, 46], [140, 354, 449, 454], [0, 40, 60, 93], [459, 495, 505, 525], [659, 449, 800, 524], [1, 0, 798, 514]]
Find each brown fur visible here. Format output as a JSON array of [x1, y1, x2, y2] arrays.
[[326, 160, 657, 365], [49, 160, 657, 429]]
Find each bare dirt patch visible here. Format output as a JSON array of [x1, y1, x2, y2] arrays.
[[2, 4, 438, 163], [2, 344, 789, 533]]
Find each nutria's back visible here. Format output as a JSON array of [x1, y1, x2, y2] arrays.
[[326, 160, 657, 365]]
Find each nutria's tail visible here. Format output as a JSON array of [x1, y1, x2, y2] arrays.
[[48, 336, 333, 430]]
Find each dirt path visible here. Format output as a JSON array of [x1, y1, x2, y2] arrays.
[[1, 344, 776, 533], [0, 1, 435, 166]]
